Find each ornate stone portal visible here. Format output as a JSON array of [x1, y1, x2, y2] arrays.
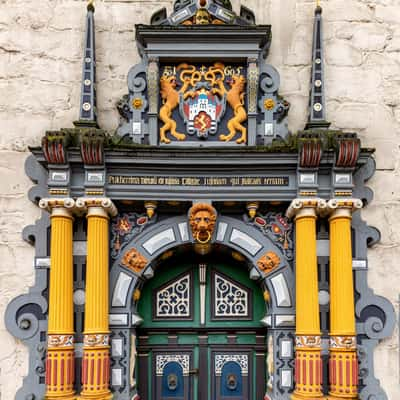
[[4, 1, 396, 400]]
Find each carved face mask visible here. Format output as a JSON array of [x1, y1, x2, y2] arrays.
[[195, 9, 211, 25]]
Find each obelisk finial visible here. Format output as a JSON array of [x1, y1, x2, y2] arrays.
[[87, 0, 95, 12], [305, 0, 330, 130], [74, 0, 98, 128]]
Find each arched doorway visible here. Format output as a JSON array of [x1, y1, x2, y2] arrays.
[[136, 249, 267, 400], [108, 214, 295, 399]]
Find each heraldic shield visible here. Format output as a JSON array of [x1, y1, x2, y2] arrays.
[[159, 63, 247, 143], [180, 83, 226, 138]]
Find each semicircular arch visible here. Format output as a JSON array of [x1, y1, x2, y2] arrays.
[[109, 214, 295, 331]]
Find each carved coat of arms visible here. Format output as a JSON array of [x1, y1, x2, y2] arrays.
[[159, 63, 247, 144]]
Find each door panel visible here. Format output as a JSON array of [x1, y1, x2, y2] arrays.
[[154, 351, 193, 400], [137, 258, 267, 400], [212, 352, 251, 400]]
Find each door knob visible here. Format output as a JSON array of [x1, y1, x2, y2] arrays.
[[189, 368, 199, 375], [226, 373, 238, 390], [167, 373, 178, 390]]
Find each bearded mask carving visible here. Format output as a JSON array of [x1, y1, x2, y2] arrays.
[[257, 252, 281, 275], [189, 203, 217, 244], [121, 248, 148, 273]]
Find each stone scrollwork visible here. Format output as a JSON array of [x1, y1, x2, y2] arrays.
[[189, 203, 217, 244], [258, 64, 290, 144], [117, 62, 149, 143]]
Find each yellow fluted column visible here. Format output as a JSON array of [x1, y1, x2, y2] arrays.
[[77, 198, 117, 400], [39, 198, 76, 400], [287, 199, 326, 400], [327, 199, 362, 400]]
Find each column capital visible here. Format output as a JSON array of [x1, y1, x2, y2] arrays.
[[326, 198, 363, 218], [76, 197, 118, 217], [286, 198, 327, 219], [39, 198, 75, 216]]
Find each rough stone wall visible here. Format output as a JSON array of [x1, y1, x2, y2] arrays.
[[0, 0, 399, 398]]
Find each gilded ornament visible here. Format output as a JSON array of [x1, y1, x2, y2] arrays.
[[160, 250, 174, 260], [121, 248, 148, 273], [263, 290, 271, 303], [212, 70, 248, 144], [195, 8, 212, 24], [264, 98, 275, 110], [133, 289, 141, 301], [246, 202, 259, 219], [257, 252, 281, 275], [144, 201, 157, 219], [132, 98, 143, 110], [189, 203, 217, 244], [231, 251, 245, 262], [159, 64, 194, 144]]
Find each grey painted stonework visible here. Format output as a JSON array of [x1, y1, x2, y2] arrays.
[[4, 149, 396, 399], [4, 1, 397, 399]]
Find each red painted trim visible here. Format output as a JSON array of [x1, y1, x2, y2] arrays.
[[82, 357, 88, 385], [97, 357, 102, 385], [332, 359, 336, 385], [90, 359, 95, 385], [60, 359, 64, 387], [310, 359, 314, 386], [339, 360, 343, 387], [53, 359, 57, 387]]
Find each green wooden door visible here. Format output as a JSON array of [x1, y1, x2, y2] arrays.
[[137, 258, 267, 400]]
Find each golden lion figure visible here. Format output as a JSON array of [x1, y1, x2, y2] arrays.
[[159, 64, 195, 144], [213, 74, 248, 144]]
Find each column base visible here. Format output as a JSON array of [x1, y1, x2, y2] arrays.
[[291, 392, 327, 400], [46, 394, 76, 400], [79, 393, 113, 400]]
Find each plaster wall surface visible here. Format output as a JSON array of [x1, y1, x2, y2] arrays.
[[0, 0, 399, 398]]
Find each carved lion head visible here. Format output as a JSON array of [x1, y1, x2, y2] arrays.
[[189, 203, 217, 244]]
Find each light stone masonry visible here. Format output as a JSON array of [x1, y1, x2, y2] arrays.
[[0, 0, 399, 398]]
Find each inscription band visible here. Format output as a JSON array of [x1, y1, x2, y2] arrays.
[[108, 175, 289, 187]]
